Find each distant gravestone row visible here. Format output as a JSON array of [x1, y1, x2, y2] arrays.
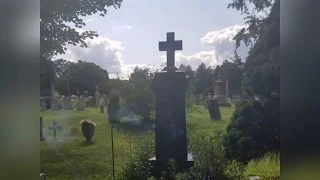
[[41, 85, 109, 112]]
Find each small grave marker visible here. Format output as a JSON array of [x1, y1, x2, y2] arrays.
[[71, 127, 79, 136], [48, 121, 61, 140]]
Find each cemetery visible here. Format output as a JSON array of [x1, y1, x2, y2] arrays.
[[40, 31, 280, 179], [40, 0, 279, 179]]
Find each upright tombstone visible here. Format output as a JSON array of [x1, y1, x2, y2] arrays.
[[150, 32, 193, 177], [225, 80, 229, 98], [51, 99, 59, 111], [40, 117, 45, 141], [40, 98, 47, 111], [213, 76, 232, 107], [62, 98, 72, 110], [50, 84, 59, 111], [83, 90, 89, 102], [207, 99, 222, 120], [83, 90, 89, 98], [94, 86, 100, 108], [77, 96, 86, 111]]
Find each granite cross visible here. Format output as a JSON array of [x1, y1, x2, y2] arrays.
[[159, 32, 183, 71]]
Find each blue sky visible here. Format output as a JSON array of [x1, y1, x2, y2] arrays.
[[58, 0, 254, 79]]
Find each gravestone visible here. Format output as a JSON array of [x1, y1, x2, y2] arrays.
[[40, 117, 45, 141], [58, 99, 64, 109], [83, 90, 89, 98], [77, 98, 86, 111], [40, 173, 45, 180], [204, 97, 209, 109], [40, 98, 47, 111], [212, 76, 232, 107], [108, 96, 120, 123], [207, 99, 222, 120], [104, 95, 108, 106], [70, 128, 79, 136], [149, 32, 194, 177], [51, 98, 59, 111], [86, 100, 93, 107], [91, 98, 96, 108], [94, 86, 100, 108], [62, 98, 72, 110], [48, 121, 61, 141]]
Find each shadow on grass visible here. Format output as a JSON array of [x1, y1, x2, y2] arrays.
[[80, 141, 95, 146]]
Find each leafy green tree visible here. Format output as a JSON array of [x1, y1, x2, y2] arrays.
[[178, 64, 198, 113], [224, 93, 279, 164], [178, 64, 194, 80], [41, 0, 123, 59], [224, 0, 280, 164], [195, 63, 212, 95], [124, 67, 155, 123], [54, 60, 110, 96], [213, 51, 244, 97], [40, 58, 55, 96]]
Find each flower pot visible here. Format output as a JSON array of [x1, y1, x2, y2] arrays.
[[82, 124, 95, 142]]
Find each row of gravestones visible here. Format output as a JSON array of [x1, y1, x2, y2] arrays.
[[40, 97, 72, 111], [41, 95, 109, 111]]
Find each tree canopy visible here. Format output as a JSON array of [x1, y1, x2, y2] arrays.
[[54, 59, 110, 96], [223, 0, 280, 164], [41, 0, 123, 59]]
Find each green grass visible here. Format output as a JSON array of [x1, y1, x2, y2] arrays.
[[40, 106, 279, 179]]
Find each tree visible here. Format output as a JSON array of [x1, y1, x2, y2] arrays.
[[40, 58, 55, 96], [223, 0, 280, 163], [195, 63, 212, 95], [223, 93, 279, 164], [41, 0, 123, 59], [178, 64, 194, 79], [178, 64, 198, 113], [124, 67, 155, 123], [213, 51, 244, 97], [54, 60, 110, 96]]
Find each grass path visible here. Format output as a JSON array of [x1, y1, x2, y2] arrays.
[[40, 106, 279, 179]]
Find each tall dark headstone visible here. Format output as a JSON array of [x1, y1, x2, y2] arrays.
[[207, 99, 222, 120], [150, 32, 193, 177], [40, 117, 45, 141]]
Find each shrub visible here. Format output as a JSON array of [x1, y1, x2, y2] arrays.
[[117, 132, 154, 180], [123, 86, 155, 125], [117, 131, 245, 180], [223, 94, 280, 164]]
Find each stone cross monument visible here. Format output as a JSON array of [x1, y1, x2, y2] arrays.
[[159, 32, 183, 72], [150, 32, 193, 177]]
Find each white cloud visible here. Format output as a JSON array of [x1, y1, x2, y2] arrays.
[[118, 64, 151, 79], [159, 25, 249, 70], [200, 24, 249, 60], [123, 25, 132, 30], [160, 51, 221, 70], [56, 35, 126, 77], [84, 19, 93, 24], [56, 33, 148, 80]]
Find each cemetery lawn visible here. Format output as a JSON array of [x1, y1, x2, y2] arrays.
[[40, 106, 280, 180]]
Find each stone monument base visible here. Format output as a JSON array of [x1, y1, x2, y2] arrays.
[[149, 153, 194, 178], [218, 102, 232, 107], [213, 96, 232, 107]]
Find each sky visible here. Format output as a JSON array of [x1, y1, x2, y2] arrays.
[[56, 0, 259, 79]]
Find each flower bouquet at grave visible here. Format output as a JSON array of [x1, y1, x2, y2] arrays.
[[79, 119, 96, 143]]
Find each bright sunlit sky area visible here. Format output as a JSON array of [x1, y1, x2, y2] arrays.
[[56, 0, 267, 79]]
